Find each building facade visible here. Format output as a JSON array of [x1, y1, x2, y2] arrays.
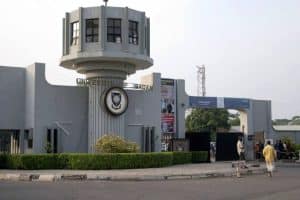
[[0, 5, 297, 159]]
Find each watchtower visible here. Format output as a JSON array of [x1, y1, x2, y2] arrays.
[[60, 4, 153, 152]]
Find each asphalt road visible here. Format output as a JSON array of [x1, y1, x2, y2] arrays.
[[0, 167, 300, 200]]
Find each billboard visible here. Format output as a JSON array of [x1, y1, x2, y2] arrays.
[[161, 79, 176, 136]]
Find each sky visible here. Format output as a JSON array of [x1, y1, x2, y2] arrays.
[[0, 0, 299, 119]]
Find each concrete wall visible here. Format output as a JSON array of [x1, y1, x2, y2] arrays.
[[176, 80, 188, 139], [2, 64, 289, 155], [124, 73, 161, 152], [25, 64, 36, 131], [1, 64, 164, 153], [29, 63, 88, 153], [251, 100, 273, 138], [0, 66, 25, 130]]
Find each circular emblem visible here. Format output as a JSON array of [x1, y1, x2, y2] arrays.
[[104, 87, 128, 116]]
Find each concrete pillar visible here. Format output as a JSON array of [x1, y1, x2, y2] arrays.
[[240, 109, 254, 160], [88, 78, 125, 153], [10, 133, 14, 154], [19, 130, 25, 154]]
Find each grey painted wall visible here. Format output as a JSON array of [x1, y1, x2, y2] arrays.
[[31, 63, 88, 153], [3, 63, 296, 156], [0, 63, 163, 153], [176, 79, 188, 139], [251, 100, 273, 137], [125, 73, 161, 152], [0, 66, 25, 130], [25, 64, 36, 131]]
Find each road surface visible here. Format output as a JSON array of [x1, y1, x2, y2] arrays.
[[0, 167, 299, 200]]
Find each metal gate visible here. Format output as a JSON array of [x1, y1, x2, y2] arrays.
[[186, 132, 210, 162], [216, 132, 243, 161]]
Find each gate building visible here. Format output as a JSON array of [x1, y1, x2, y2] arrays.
[[0, 3, 290, 160]]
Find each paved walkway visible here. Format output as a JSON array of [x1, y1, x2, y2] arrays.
[[0, 162, 268, 182]]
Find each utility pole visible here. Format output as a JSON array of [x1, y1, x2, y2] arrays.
[[196, 65, 206, 96]]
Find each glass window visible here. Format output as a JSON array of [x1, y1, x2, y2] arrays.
[[107, 18, 122, 43], [86, 19, 99, 43], [71, 21, 80, 45], [129, 20, 138, 45]]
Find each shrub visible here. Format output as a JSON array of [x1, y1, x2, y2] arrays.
[[191, 151, 209, 163], [21, 154, 65, 170], [281, 136, 300, 155], [172, 152, 192, 165], [66, 153, 173, 169], [0, 151, 209, 170], [0, 153, 8, 169], [44, 142, 53, 153], [95, 135, 139, 153], [295, 144, 300, 151]]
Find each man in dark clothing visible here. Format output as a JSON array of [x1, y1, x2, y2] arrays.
[[278, 140, 284, 159]]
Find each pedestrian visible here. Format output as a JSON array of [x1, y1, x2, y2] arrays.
[[263, 141, 277, 177], [278, 140, 284, 159], [274, 140, 280, 160], [210, 142, 216, 162], [237, 137, 245, 161]]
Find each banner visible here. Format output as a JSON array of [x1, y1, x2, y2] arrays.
[[161, 79, 176, 136]]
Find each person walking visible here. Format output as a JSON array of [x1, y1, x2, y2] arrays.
[[235, 137, 246, 177], [263, 141, 277, 177], [237, 137, 245, 161]]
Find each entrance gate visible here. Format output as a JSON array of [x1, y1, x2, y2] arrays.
[[187, 96, 253, 160], [216, 132, 243, 161], [186, 132, 210, 162]]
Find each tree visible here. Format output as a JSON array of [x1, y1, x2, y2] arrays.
[[229, 113, 240, 126], [272, 119, 290, 125], [291, 116, 300, 121], [289, 116, 300, 125], [185, 108, 231, 140]]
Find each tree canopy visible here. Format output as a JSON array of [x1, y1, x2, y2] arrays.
[[272, 116, 300, 125], [185, 108, 231, 133], [229, 113, 240, 126]]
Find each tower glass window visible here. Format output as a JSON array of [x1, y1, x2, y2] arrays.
[[71, 21, 80, 45], [107, 18, 122, 43], [86, 19, 99, 43], [129, 21, 138, 45]]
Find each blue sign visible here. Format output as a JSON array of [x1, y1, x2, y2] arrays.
[[189, 96, 217, 108], [224, 98, 250, 109], [188, 96, 250, 109]]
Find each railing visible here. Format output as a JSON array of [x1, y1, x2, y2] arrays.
[[76, 78, 153, 91]]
